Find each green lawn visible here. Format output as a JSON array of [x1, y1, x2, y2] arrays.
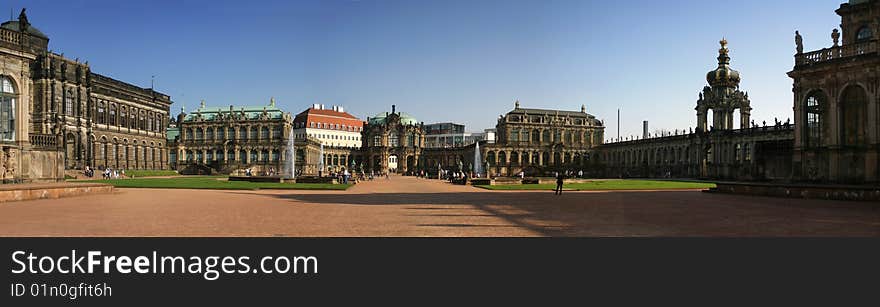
[[123, 170, 180, 177], [81, 177, 351, 190], [475, 179, 716, 191]]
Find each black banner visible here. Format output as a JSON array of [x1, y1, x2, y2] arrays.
[[1, 238, 878, 305]]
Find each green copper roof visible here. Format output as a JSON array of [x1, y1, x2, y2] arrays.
[[182, 103, 286, 122], [166, 127, 180, 142], [368, 112, 419, 126]]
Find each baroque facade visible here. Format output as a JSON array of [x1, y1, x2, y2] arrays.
[[359, 105, 425, 173], [789, 0, 880, 183], [169, 99, 305, 175], [482, 102, 604, 176], [0, 9, 171, 183]]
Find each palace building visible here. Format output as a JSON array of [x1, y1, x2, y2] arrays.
[[360, 105, 426, 173], [170, 99, 301, 175], [789, 0, 880, 183], [0, 9, 172, 182]]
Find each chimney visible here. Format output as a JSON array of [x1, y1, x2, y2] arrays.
[[337, 106, 344, 113], [643, 121, 649, 139]]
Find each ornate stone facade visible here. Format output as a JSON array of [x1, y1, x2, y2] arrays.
[[789, 0, 880, 183], [359, 105, 425, 174], [480, 102, 604, 176], [170, 99, 302, 175], [0, 9, 170, 182]]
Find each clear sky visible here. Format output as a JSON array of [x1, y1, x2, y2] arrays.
[[8, 0, 844, 140]]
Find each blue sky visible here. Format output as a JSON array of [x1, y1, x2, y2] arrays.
[[9, 0, 843, 139]]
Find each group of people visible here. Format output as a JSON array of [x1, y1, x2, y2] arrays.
[[98, 166, 125, 179]]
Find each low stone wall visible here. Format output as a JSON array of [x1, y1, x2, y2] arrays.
[[470, 178, 493, 185], [0, 183, 114, 203], [228, 176, 294, 183], [294, 176, 338, 184], [708, 182, 880, 202]]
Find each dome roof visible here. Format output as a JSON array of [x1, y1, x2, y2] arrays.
[[706, 39, 740, 88], [368, 111, 419, 126]]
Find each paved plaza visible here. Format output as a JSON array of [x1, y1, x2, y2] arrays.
[[0, 176, 877, 237]]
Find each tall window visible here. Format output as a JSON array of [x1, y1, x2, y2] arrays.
[[109, 105, 117, 126], [389, 133, 399, 147], [120, 107, 127, 127], [509, 129, 519, 142], [146, 114, 152, 131], [129, 109, 136, 129], [250, 127, 258, 139], [735, 143, 742, 161], [805, 95, 822, 147], [64, 92, 74, 116], [0, 77, 15, 141], [195, 128, 203, 140], [407, 133, 415, 147], [206, 127, 214, 140], [227, 127, 235, 140], [97, 102, 106, 124], [373, 135, 381, 146], [260, 127, 269, 139], [139, 112, 145, 130], [218, 127, 226, 139]]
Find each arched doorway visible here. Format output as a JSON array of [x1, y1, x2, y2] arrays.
[[388, 154, 398, 173]]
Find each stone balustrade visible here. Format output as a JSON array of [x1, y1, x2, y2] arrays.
[[796, 41, 877, 66]]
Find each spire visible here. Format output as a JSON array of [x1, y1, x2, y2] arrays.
[[717, 38, 730, 67]]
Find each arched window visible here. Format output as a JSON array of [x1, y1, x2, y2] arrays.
[[805, 94, 822, 147], [542, 130, 550, 144], [260, 127, 269, 139], [841, 85, 868, 146], [206, 127, 214, 140], [0, 77, 15, 141], [250, 127, 258, 139], [227, 127, 235, 140], [857, 26, 873, 41], [218, 127, 226, 139]]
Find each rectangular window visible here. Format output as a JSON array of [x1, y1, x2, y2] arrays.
[[97, 102, 105, 124], [65, 95, 74, 116]]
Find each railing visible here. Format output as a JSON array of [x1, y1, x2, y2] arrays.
[[0, 28, 21, 44], [29, 134, 58, 149], [796, 41, 877, 66]]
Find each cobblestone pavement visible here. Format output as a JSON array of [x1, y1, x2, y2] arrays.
[[0, 175, 877, 236]]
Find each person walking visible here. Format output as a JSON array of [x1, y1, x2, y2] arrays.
[[555, 172, 564, 195]]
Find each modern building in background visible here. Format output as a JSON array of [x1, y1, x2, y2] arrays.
[[424, 122, 494, 148], [0, 9, 172, 183]]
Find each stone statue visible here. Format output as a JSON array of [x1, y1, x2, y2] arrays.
[[795, 31, 803, 54], [832, 29, 840, 47]]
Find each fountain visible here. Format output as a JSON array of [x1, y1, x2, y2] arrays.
[[284, 127, 296, 179], [318, 143, 324, 177], [473, 141, 483, 178]]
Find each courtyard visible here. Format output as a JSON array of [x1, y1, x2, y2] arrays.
[[0, 175, 877, 237]]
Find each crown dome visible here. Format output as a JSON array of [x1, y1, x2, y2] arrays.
[[706, 39, 741, 88]]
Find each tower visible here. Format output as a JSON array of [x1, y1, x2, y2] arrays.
[[695, 39, 751, 131]]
